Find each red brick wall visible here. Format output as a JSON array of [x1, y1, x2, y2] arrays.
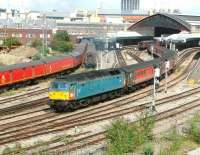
[[0, 28, 53, 45]]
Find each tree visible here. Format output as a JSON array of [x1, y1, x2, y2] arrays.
[[54, 31, 70, 42], [30, 38, 43, 48], [3, 37, 21, 48], [50, 31, 73, 53]]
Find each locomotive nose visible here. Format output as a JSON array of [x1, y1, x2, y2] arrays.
[[48, 91, 70, 100]]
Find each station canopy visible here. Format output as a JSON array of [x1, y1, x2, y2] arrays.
[[128, 13, 200, 37]]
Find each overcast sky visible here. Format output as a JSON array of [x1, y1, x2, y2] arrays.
[[0, 0, 199, 15]]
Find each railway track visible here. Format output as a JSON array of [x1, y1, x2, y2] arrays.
[[115, 50, 127, 66], [3, 84, 200, 155], [0, 88, 48, 105], [52, 95, 200, 155], [0, 51, 197, 148], [126, 51, 144, 63], [1, 47, 197, 116], [0, 48, 199, 154], [0, 50, 195, 128]]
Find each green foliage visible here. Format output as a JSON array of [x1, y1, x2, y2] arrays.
[[3, 37, 21, 48], [2, 142, 26, 155], [137, 112, 155, 142], [50, 39, 73, 53], [106, 112, 155, 155], [106, 119, 135, 155], [54, 31, 70, 42], [50, 31, 73, 53], [159, 128, 183, 155], [31, 38, 43, 48], [186, 112, 200, 144], [32, 140, 49, 155], [143, 143, 154, 155]]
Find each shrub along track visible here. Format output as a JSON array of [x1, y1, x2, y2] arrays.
[[0, 49, 199, 154]]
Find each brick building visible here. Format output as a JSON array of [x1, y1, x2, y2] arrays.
[[0, 28, 53, 45]]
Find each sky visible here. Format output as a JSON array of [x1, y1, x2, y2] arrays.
[[0, 0, 199, 15]]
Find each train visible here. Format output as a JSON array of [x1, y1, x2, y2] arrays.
[[165, 33, 200, 51], [48, 47, 177, 111], [0, 41, 88, 92]]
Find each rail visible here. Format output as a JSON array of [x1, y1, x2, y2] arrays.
[[115, 50, 127, 67]]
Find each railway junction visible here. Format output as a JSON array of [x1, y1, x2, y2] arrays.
[[0, 13, 200, 155]]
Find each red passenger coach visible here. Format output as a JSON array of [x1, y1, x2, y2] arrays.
[[134, 66, 154, 84], [0, 41, 88, 92], [43, 56, 75, 75]]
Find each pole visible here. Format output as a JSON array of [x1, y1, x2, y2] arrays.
[[100, 50, 103, 69], [165, 61, 169, 93], [165, 65, 168, 93], [151, 45, 154, 59], [152, 72, 156, 112]]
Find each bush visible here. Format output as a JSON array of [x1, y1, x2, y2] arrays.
[[2, 142, 26, 155], [31, 38, 43, 48], [186, 112, 200, 144], [50, 31, 73, 53], [106, 112, 155, 155], [106, 119, 135, 155], [50, 39, 73, 53], [3, 37, 21, 48], [143, 143, 154, 155], [54, 31, 70, 42], [159, 128, 183, 155]]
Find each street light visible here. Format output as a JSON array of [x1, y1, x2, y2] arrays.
[[165, 60, 170, 93], [151, 66, 160, 112]]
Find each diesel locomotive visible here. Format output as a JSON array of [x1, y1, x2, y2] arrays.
[[48, 47, 177, 112]]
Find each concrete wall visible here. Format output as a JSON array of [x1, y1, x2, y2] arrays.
[[134, 27, 154, 36], [191, 25, 200, 33]]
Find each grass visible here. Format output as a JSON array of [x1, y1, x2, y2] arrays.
[[105, 112, 155, 155], [2, 142, 26, 155], [159, 128, 184, 155], [185, 112, 200, 144]]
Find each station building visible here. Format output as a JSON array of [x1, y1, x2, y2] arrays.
[[128, 13, 200, 37]]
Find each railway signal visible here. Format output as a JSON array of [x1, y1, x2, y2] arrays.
[[165, 60, 170, 93], [151, 67, 160, 112]]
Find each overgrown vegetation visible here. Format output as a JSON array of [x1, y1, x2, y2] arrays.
[[30, 38, 43, 48], [50, 31, 73, 53], [3, 37, 21, 48], [186, 112, 200, 144], [2, 142, 26, 155], [106, 112, 155, 155], [143, 143, 154, 155], [159, 128, 184, 155]]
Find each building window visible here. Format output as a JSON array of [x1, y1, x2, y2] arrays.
[[28, 34, 35, 38], [0, 32, 7, 37], [40, 34, 44, 38], [12, 33, 22, 38]]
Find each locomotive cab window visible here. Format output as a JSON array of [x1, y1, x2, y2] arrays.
[[50, 82, 69, 90]]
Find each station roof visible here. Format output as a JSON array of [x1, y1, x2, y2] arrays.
[[128, 13, 200, 32]]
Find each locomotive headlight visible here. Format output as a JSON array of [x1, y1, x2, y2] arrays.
[[69, 93, 74, 99]]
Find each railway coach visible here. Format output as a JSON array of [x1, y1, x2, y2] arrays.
[[48, 47, 177, 111], [0, 41, 88, 92]]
